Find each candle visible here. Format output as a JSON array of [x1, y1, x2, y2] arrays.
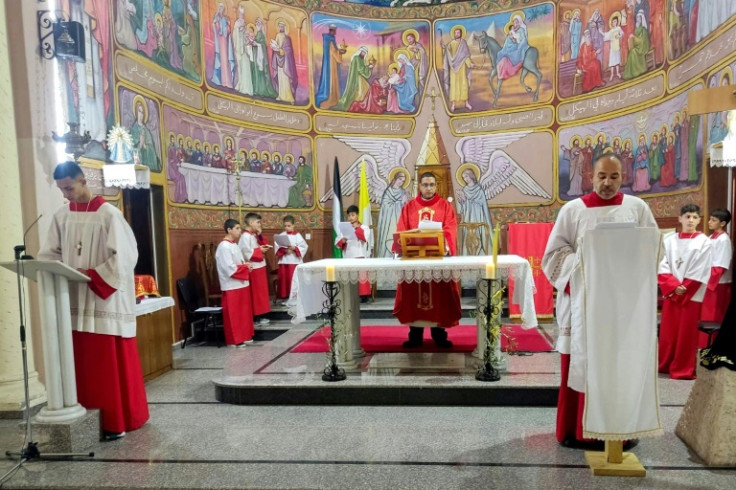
[[326, 265, 336, 282], [492, 224, 500, 267], [485, 263, 496, 279]]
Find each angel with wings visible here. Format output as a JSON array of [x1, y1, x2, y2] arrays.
[[456, 133, 552, 254], [320, 137, 411, 257]]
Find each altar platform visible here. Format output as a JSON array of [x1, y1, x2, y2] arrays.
[[208, 300, 560, 407]]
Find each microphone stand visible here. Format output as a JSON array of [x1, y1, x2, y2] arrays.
[[0, 245, 93, 487]]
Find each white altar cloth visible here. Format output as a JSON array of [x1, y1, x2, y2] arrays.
[[179, 163, 296, 207], [135, 296, 175, 316], [290, 255, 538, 327]]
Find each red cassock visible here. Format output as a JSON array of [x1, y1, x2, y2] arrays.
[[392, 194, 462, 327], [576, 42, 604, 93]]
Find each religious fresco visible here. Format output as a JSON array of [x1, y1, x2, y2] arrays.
[[162, 105, 313, 208], [58, 0, 115, 145], [311, 14, 431, 114], [557, 0, 666, 99], [114, 0, 202, 83], [558, 87, 703, 202], [201, 0, 309, 105], [706, 63, 735, 147], [668, 0, 736, 60], [434, 3, 555, 112], [118, 87, 163, 172]]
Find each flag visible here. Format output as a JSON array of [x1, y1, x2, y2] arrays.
[[358, 160, 373, 255], [332, 157, 343, 258]]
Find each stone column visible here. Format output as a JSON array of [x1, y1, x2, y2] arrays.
[[0, 5, 47, 418]]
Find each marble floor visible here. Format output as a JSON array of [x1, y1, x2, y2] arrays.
[[0, 317, 734, 489]]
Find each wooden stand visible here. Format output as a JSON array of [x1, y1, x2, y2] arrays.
[[398, 231, 444, 259], [585, 441, 646, 477]]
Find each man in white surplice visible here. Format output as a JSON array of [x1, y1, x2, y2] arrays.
[[542, 154, 661, 448]]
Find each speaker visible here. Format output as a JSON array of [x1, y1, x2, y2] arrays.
[[53, 21, 85, 63]]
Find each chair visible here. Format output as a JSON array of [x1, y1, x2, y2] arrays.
[[195, 243, 222, 306], [698, 321, 721, 349], [176, 277, 224, 348], [572, 72, 583, 96], [645, 49, 656, 70]]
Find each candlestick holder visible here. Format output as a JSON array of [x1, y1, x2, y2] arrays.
[[321, 280, 346, 382], [476, 277, 504, 382]]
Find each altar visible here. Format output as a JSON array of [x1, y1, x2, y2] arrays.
[[289, 255, 538, 367]]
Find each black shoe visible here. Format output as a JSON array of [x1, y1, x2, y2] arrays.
[[559, 438, 604, 451], [103, 431, 126, 441], [434, 339, 453, 348], [402, 339, 423, 348]]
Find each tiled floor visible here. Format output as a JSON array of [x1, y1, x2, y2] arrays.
[[0, 317, 733, 489]]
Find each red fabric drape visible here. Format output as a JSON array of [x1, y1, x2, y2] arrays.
[[507, 223, 555, 317]]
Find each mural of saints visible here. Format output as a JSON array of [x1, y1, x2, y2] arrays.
[[319, 138, 411, 258], [119, 88, 162, 173]]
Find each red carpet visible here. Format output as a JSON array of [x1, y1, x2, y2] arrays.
[[291, 324, 554, 354]]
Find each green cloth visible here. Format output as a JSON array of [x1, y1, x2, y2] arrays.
[[649, 143, 661, 181], [253, 31, 277, 98], [287, 163, 313, 208], [334, 54, 372, 111], [688, 115, 700, 182], [131, 122, 161, 172], [623, 26, 650, 80]]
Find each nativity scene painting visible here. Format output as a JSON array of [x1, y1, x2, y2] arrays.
[[434, 3, 555, 112], [202, 0, 309, 105], [558, 88, 702, 201], [118, 88, 163, 172], [163, 105, 313, 208], [557, 0, 666, 99], [114, 0, 202, 83], [311, 14, 430, 114]]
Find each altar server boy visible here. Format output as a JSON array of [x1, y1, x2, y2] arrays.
[[658, 204, 711, 379], [335, 205, 373, 300], [239, 212, 272, 325], [700, 209, 732, 336], [275, 215, 308, 301], [215, 219, 254, 346]]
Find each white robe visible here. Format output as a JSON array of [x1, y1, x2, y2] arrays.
[[659, 232, 711, 302], [238, 231, 267, 271], [215, 240, 249, 291], [710, 232, 733, 284], [542, 194, 658, 355], [335, 224, 372, 258], [274, 232, 308, 265], [39, 201, 138, 338]]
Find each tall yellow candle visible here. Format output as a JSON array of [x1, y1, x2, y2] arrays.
[[485, 263, 496, 279], [326, 265, 336, 282], [492, 224, 500, 267]]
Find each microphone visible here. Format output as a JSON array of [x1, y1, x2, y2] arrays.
[[17, 214, 43, 260]]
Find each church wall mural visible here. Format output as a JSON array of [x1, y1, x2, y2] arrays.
[[55, 0, 736, 304]]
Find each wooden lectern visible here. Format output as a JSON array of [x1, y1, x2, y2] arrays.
[[394, 231, 445, 259], [0, 260, 90, 423]]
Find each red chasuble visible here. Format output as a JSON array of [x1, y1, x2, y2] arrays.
[[392, 194, 461, 327]]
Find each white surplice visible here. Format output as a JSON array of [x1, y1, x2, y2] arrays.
[[215, 240, 249, 291], [659, 233, 711, 302], [710, 232, 732, 284], [578, 226, 663, 439], [39, 201, 138, 338], [274, 231, 308, 265]]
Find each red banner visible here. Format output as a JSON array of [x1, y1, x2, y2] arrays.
[[507, 223, 555, 318]]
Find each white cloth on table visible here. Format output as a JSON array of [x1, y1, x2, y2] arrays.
[[288, 255, 537, 326], [179, 163, 296, 207], [134, 296, 175, 316]]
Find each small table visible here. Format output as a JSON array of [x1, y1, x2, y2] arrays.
[[289, 255, 538, 367], [135, 296, 175, 381]]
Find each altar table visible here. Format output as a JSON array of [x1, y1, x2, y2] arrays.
[[289, 255, 538, 366]]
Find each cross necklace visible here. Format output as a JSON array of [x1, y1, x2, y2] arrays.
[[75, 198, 93, 256]]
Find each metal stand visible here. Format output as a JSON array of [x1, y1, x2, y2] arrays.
[[321, 281, 346, 382], [476, 278, 502, 382], [1, 245, 93, 487]]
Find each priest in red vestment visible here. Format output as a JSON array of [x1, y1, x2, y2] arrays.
[[39, 161, 149, 440], [392, 172, 461, 348], [576, 30, 604, 93]]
